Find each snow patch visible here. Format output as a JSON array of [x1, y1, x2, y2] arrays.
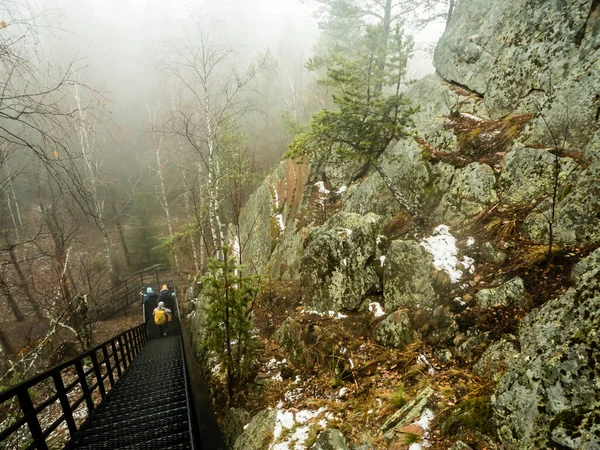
[[271, 182, 280, 209], [315, 181, 330, 194], [369, 302, 385, 318], [300, 310, 348, 319], [420, 225, 475, 283], [270, 408, 329, 450], [380, 255, 386, 266], [275, 213, 285, 231], [417, 354, 435, 375], [336, 185, 347, 194], [460, 113, 483, 122]]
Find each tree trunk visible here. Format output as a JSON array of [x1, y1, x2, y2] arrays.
[[182, 172, 200, 273], [204, 85, 224, 260], [0, 325, 14, 357], [0, 280, 24, 322], [110, 198, 131, 268], [372, 159, 416, 215], [5, 188, 20, 242], [115, 213, 131, 268], [3, 237, 41, 317], [376, 0, 393, 86], [156, 146, 180, 272], [101, 228, 119, 284]]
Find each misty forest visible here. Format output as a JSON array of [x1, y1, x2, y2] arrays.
[[1, 0, 600, 449]]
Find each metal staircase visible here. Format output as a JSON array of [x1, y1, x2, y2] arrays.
[[0, 273, 225, 450], [66, 336, 194, 450]]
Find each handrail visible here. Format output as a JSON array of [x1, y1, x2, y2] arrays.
[[90, 266, 173, 321], [0, 324, 147, 450]]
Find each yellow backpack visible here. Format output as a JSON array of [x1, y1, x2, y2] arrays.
[[154, 309, 167, 325]]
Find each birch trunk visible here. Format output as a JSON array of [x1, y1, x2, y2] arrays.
[[204, 84, 224, 260], [172, 92, 200, 272], [182, 170, 200, 272], [155, 145, 180, 272]]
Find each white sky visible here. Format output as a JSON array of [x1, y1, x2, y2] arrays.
[[46, 0, 443, 125]]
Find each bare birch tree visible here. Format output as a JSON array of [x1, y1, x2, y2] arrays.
[[163, 16, 269, 260]]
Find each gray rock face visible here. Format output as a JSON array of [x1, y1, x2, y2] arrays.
[[524, 161, 600, 246], [480, 242, 506, 263], [342, 139, 434, 221], [435, 162, 498, 224], [571, 248, 600, 282], [383, 240, 437, 310], [473, 339, 518, 382], [498, 146, 579, 204], [405, 74, 461, 152], [476, 277, 525, 309], [310, 429, 350, 450], [222, 408, 251, 450], [375, 309, 413, 349], [494, 250, 600, 449], [301, 212, 383, 311], [435, 0, 600, 152], [233, 409, 277, 450]]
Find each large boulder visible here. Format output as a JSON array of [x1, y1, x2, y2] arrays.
[[233, 409, 277, 450], [383, 240, 437, 310], [435, 162, 498, 224], [238, 159, 309, 277], [497, 146, 579, 204], [310, 429, 350, 450], [476, 277, 526, 309], [301, 212, 383, 311], [494, 249, 600, 449], [342, 139, 434, 220], [375, 309, 413, 349], [222, 408, 251, 450], [473, 338, 518, 382]]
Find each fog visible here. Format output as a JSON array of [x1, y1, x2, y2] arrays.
[[50, 0, 320, 127], [48, 0, 443, 129]]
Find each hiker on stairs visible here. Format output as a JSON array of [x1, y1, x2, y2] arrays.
[[153, 301, 171, 338]]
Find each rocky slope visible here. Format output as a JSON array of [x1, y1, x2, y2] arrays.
[[188, 1, 600, 449]]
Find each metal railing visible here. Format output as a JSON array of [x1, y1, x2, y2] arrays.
[[0, 324, 147, 450], [89, 266, 173, 321]]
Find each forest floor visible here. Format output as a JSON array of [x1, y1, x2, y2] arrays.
[[91, 302, 142, 345]]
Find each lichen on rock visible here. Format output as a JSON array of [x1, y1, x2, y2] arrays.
[[301, 212, 383, 312], [494, 250, 600, 449], [476, 276, 525, 309], [383, 240, 437, 311], [435, 162, 498, 224], [375, 309, 413, 349]]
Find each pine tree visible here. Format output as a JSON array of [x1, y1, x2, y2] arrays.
[[202, 246, 258, 399], [287, 24, 417, 213]]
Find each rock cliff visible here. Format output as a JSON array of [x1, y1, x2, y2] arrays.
[[190, 1, 600, 448]]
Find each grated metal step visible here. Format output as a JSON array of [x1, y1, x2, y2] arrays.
[[68, 336, 193, 450]]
